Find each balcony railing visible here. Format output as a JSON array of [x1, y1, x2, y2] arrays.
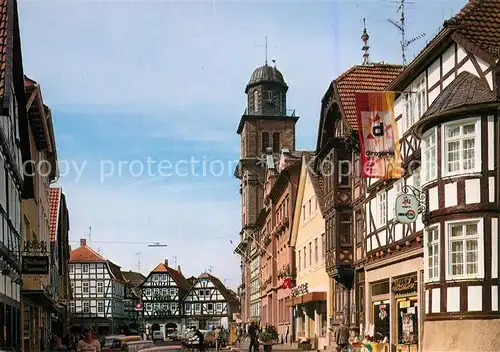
[[243, 108, 296, 117]]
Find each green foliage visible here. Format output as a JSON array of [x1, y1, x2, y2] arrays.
[[260, 325, 279, 342]]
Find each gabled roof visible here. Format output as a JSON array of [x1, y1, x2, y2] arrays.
[[289, 154, 325, 248], [49, 187, 62, 243], [188, 272, 239, 305], [444, 0, 500, 60], [147, 262, 190, 291], [70, 244, 106, 263], [388, 0, 500, 92], [122, 270, 146, 287], [334, 64, 404, 129]]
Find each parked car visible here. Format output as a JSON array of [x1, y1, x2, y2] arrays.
[[152, 331, 165, 343], [122, 340, 155, 352]]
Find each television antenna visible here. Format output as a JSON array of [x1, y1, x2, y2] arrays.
[[207, 265, 213, 274], [387, 0, 425, 66], [172, 256, 177, 267], [136, 252, 142, 272], [148, 242, 168, 247], [88, 226, 92, 248]]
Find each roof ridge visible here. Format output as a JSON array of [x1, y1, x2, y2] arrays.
[[84, 245, 106, 260]]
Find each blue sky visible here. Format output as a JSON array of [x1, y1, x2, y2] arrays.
[[18, 0, 464, 289]]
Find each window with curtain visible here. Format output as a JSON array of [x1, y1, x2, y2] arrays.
[[425, 226, 439, 281], [443, 120, 479, 176], [449, 221, 480, 277]]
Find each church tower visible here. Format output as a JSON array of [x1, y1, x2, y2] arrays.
[[234, 62, 299, 322]]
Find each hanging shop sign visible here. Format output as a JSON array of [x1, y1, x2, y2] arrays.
[[22, 255, 49, 274], [291, 283, 308, 297], [394, 193, 419, 224], [392, 275, 417, 294]]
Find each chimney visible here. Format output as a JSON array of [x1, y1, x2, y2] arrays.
[[80, 238, 86, 247], [177, 265, 182, 273], [164, 259, 168, 267]]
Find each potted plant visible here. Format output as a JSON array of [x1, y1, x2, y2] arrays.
[[259, 325, 279, 352]]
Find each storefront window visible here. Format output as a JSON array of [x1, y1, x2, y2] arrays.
[[397, 297, 418, 345], [319, 303, 327, 337], [373, 301, 390, 341]]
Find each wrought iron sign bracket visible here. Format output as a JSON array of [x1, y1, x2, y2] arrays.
[[401, 185, 426, 214], [23, 239, 50, 256]]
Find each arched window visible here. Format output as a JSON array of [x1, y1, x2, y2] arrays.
[[262, 132, 270, 152], [272, 132, 281, 153], [253, 90, 259, 113]]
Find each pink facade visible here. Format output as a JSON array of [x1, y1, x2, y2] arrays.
[[259, 157, 301, 336]]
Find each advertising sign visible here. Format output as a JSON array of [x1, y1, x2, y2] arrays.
[[22, 255, 49, 274], [355, 91, 402, 179], [394, 193, 419, 224]]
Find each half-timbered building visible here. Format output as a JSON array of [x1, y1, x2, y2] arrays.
[[0, 0, 34, 348], [69, 239, 126, 335], [121, 270, 145, 334], [401, 1, 500, 350], [315, 56, 403, 345], [140, 259, 190, 336], [183, 272, 239, 329]]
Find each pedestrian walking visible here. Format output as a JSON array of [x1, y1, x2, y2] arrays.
[[194, 328, 205, 352], [248, 322, 259, 352], [76, 326, 101, 352]]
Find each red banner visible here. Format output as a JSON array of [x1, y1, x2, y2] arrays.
[[355, 91, 402, 179]]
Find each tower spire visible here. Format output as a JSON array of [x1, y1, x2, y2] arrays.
[[361, 18, 370, 65]]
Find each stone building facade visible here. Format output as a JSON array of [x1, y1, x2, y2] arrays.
[[234, 62, 298, 324]]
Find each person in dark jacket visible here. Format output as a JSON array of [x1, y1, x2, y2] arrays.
[[194, 328, 205, 352], [248, 323, 259, 352]]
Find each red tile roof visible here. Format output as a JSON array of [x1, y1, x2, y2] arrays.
[[334, 64, 404, 129], [0, 0, 7, 99], [70, 244, 106, 263], [49, 187, 62, 243], [152, 262, 190, 291], [444, 0, 500, 59]]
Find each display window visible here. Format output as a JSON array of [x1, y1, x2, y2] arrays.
[[373, 300, 390, 341], [396, 296, 418, 346]]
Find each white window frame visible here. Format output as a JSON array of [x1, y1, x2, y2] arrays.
[[253, 90, 259, 113], [424, 225, 440, 282], [445, 218, 484, 280], [82, 281, 89, 293], [97, 301, 105, 313], [83, 302, 90, 313], [403, 74, 427, 132], [82, 264, 89, 273], [377, 191, 387, 227], [421, 128, 437, 184], [441, 118, 481, 177], [97, 281, 104, 294]]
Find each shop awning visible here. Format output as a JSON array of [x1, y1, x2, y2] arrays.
[[286, 292, 327, 306]]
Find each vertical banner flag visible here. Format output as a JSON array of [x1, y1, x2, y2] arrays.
[[355, 91, 402, 179]]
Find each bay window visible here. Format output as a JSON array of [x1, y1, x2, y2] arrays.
[[421, 128, 437, 183], [425, 226, 439, 281], [447, 219, 483, 279], [442, 119, 480, 176]]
